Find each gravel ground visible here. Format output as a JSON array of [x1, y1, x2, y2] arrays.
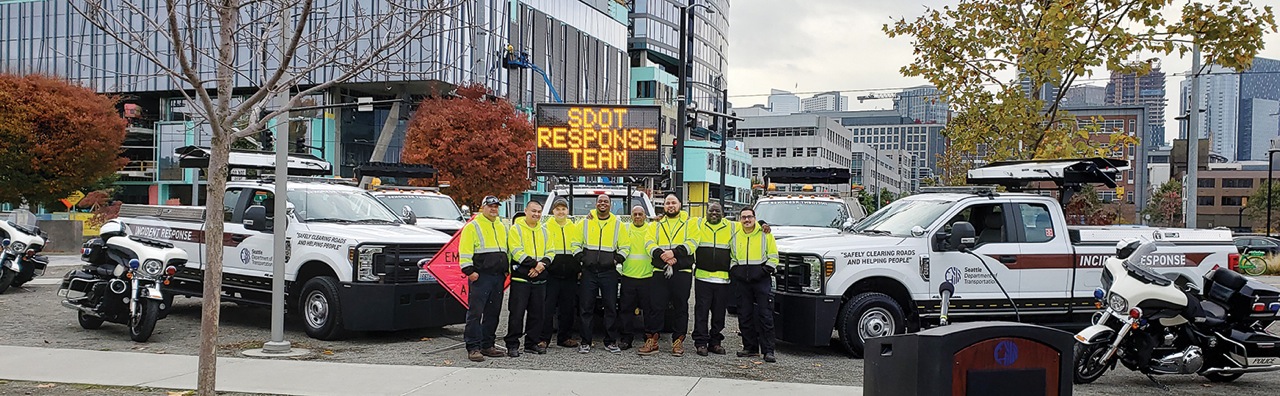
[[5, 255, 1280, 395]]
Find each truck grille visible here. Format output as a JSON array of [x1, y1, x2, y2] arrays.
[[375, 244, 444, 283], [776, 253, 815, 293]]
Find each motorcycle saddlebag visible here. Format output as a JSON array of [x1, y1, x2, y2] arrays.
[[1225, 329, 1280, 366], [57, 269, 97, 298], [81, 238, 107, 265]]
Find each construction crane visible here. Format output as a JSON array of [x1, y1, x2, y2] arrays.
[[856, 92, 896, 103]]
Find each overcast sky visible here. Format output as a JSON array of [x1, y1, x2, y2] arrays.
[[728, 0, 1280, 141]]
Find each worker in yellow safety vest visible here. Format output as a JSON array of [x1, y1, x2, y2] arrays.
[[458, 196, 511, 362], [730, 206, 779, 363], [691, 202, 736, 356], [574, 194, 627, 354], [639, 194, 697, 357], [505, 201, 550, 357], [539, 198, 582, 349], [618, 205, 656, 350]]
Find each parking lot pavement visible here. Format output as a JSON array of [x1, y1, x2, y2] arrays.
[[3, 267, 1280, 395]]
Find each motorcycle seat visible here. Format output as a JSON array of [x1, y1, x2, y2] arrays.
[[1198, 300, 1228, 327]]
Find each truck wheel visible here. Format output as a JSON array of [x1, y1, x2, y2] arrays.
[[836, 292, 905, 358], [300, 276, 347, 340]]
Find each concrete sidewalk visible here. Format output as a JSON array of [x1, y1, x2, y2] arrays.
[[0, 346, 863, 396]]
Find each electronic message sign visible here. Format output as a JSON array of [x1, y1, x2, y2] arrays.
[[535, 104, 663, 176]]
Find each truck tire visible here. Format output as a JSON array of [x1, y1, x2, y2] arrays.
[[300, 276, 348, 340], [836, 292, 905, 358]]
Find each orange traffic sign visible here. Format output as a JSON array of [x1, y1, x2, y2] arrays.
[[421, 215, 509, 309]]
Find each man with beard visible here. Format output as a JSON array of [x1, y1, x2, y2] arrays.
[[574, 195, 626, 354], [639, 194, 696, 357]]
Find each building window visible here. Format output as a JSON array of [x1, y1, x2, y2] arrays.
[[794, 147, 803, 157], [1223, 178, 1254, 189], [807, 147, 818, 157], [762, 148, 774, 158], [1222, 196, 1245, 206], [749, 148, 759, 157], [1197, 178, 1215, 188], [1197, 196, 1215, 206], [777, 148, 787, 157]]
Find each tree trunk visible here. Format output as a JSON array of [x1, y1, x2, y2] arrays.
[[197, 132, 231, 396], [359, 92, 407, 188]]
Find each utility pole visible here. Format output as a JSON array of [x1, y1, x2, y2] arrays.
[[1185, 42, 1201, 229], [718, 79, 728, 208], [674, 5, 690, 201]]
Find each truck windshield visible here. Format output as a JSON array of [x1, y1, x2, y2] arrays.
[[851, 198, 953, 236], [287, 190, 402, 224], [376, 195, 462, 221], [754, 200, 849, 228]]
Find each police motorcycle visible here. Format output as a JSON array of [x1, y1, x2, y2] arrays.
[[1074, 238, 1280, 386], [0, 209, 49, 294], [58, 219, 187, 342]]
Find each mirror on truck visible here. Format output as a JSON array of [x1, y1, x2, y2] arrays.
[[949, 221, 977, 252], [244, 205, 269, 232], [401, 205, 418, 225]]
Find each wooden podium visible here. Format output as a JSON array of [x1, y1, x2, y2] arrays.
[[864, 322, 1074, 396]]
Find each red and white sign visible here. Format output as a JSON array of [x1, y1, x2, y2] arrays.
[[421, 218, 510, 309]]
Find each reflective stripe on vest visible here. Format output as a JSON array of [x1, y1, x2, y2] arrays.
[[582, 216, 622, 251], [736, 232, 772, 265], [470, 221, 505, 254]]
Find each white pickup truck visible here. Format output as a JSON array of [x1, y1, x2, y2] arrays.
[[369, 187, 467, 236], [753, 192, 867, 240], [114, 177, 463, 340], [771, 159, 1239, 357]]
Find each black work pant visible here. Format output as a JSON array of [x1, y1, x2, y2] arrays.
[[692, 279, 730, 348], [541, 276, 579, 345], [618, 276, 652, 345], [652, 269, 693, 339], [463, 272, 505, 351], [504, 280, 546, 349], [732, 266, 776, 355], [579, 268, 620, 346]]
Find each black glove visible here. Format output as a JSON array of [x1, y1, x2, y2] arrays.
[[573, 251, 585, 262], [763, 265, 776, 276], [614, 253, 626, 265]]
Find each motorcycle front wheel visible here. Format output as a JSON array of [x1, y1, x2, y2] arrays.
[[129, 299, 161, 342], [0, 266, 15, 294], [1074, 335, 1113, 384]]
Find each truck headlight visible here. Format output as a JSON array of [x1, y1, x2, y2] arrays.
[[355, 246, 383, 282], [9, 241, 26, 254], [1107, 293, 1128, 313], [802, 256, 823, 293]]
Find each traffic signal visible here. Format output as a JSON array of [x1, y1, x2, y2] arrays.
[[259, 130, 274, 151], [727, 112, 738, 138], [685, 113, 698, 129], [295, 136, 307, 154]]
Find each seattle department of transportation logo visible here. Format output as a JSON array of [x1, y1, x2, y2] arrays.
[[944, 266, 962, 285], [240, 248, 251, 264], [994, 340, 1018, 366]]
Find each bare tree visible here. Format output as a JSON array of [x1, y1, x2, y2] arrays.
[[70, 0, 464, 394]]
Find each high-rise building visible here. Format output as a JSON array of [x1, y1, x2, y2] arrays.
[[628, 0, 730, 114], [738, 114, 854, 193], [767, 89, 801, 115], [1020, 70, 1061, 103], [813, 110, 945, 183], [0, 1, 630, 205], [892, 85, 948, 124], [1106, 66, 1168, 146], [801, 91, 848, 112], [1062, 85, 1107, 107], [1177, 59, 1280, 162]]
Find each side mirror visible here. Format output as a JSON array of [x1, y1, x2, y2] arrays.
[[460, 205, 471, 218], [842, 218, 855, 231], [949, 221, 977, 252], [402, 206, 418, 225], [244, 205, 269, 232], [910, 225, 926, 237]]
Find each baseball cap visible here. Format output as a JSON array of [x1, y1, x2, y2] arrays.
[[482, 196, 501, 206], [552, 198, 569, 209]]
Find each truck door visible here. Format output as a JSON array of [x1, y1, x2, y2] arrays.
[[1008, 202, 1073, 302], [930, 201, 1022, 314], [224, 189, 276, 279]]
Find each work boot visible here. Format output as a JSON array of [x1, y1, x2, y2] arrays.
[[526, 342, 548, 355], [619, 341, 633, 350], [480, 347, 505, 358], [468, 350, 485, 362], [637, 334, 660, 356], [763, 353, 777, 363], [696, 346, 709, 356], [558, 339, 580, 348], [507, 347, 521, 358], [709, 345, 727, 355], [672, 335, 686, 357]]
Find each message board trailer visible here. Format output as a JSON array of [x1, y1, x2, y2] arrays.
[[535, 104, 664, 177]]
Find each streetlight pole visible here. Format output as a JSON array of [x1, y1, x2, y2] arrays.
[[1186, 42, 1202, 228], [675, 1, 714, 203]]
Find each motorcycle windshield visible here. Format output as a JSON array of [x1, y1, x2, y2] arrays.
[[7, 209, 36, 228], [1122, 240, 1175, 286]]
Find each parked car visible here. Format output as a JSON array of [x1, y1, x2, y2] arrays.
[[1234, 236, 1280, 255]]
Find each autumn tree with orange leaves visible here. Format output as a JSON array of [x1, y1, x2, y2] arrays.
[[402, 84, 535, 207], [0, 74, 127, 205]]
